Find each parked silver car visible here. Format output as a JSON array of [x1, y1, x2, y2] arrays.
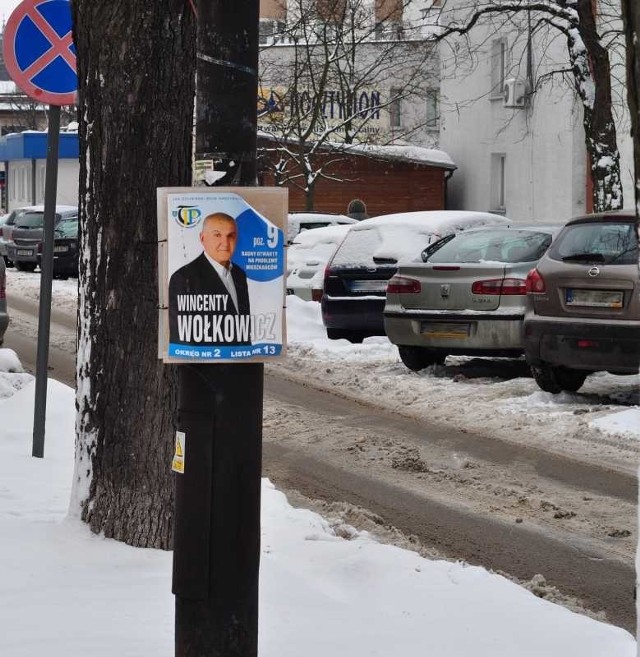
[[0, 255, 8, 345], [384, 225, 559, 371]]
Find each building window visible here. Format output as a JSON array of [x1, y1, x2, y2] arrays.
[[491, 38, 508, 98], [426, 89, 439, 130], [491, 153, 506, 212], [389, 88, 402, 129]]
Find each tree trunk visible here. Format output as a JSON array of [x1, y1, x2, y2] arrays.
[[71, 1, 196, 548], [305, 179, 315, 210], [622, 0, 640, 212], [570, 0, 623, 211]]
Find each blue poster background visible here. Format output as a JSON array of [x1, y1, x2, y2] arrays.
[[234, 208, 284, 282]]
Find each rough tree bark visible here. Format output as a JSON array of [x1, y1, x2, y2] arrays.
[[71, 1, 196, 548], [621, 0, 640, 211]]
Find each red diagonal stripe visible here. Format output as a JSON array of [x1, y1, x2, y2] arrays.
[[22, 5, 75, 78]]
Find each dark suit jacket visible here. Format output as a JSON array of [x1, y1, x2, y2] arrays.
[[169, 253, 251, 346]]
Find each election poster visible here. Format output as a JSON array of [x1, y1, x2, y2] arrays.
[[157, 187, 288, 363]]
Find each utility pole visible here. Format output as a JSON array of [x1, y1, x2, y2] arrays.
[[173, 2, 262, 656]]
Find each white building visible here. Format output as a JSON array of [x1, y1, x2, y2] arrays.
[[258, 0, 442, 149], [259, 1, 634, 221]]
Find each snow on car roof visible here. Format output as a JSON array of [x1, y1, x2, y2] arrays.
[[290, 223, 353, 247], [358, 210, 510, 232], [288, 212, 355, 223], [18, 204, 78, 213], [333, 211, 511, 265]]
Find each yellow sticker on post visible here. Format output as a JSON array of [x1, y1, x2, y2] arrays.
[[172, 431, 185, 474]]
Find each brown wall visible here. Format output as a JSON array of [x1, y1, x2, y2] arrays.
[[259, 147, 449, 216], [260, 0, 286, 19]]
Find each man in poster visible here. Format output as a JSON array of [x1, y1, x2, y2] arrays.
[[169, 212, 252, 346]]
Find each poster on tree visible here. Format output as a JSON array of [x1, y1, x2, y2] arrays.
[[157, 187, 288, 363]]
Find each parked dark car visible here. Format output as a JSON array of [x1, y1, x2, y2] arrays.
[[0, 255, 8, 345], [384, 224, 560, 371], [7, 206, 78, 272], [321, 211, 510, 342], [37, 216, 79, 278], [524, 211, 640, 393]]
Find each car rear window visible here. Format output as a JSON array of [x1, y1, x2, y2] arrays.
[[15, 212, 70, 228], [330, 225, 436, 267], [427, 229, 553, 264], [548, 222, 638, 265], [15, 212, 45, 228]]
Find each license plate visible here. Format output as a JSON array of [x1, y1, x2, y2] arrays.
[[350, 280, 388, 293], [421, 322, 471, 338], [16, 249, 33, 256], [566, 288, 623, 308], [54, 245, 70, 253]]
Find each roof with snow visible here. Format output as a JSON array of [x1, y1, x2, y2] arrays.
[[257, 131, 456, 170], [339, 143, 456, 169]]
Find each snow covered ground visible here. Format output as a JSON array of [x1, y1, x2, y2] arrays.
[[0, 348, 636, 656], [0, 270, 638, 655]]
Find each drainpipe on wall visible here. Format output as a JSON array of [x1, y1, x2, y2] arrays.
[[31, 159, 36, 205], [444, 169, 454, 209]]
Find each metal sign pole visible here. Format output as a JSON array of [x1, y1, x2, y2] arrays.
[[173, 1, 262, 655], [32, 104, 61, 458]]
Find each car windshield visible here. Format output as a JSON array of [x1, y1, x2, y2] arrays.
[[548, 222, 638, 265], [55, 219, 78, 238], [427, 229, 553, 264]]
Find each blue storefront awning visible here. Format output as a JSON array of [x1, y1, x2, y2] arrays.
[[0, 131, 79, 160]]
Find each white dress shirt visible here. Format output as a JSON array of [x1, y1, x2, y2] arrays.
[[204, 254, 240, 312]]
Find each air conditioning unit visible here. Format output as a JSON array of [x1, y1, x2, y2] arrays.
[[503, 78, 526, 108]]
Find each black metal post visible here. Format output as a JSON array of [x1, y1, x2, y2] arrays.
[[32, 104, 61, 458], [174, 2, 262, 656]]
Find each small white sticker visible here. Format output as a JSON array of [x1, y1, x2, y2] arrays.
[[172, 431, 185, 474]]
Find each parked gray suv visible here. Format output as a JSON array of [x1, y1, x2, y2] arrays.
[[523, 211, 639, 393]]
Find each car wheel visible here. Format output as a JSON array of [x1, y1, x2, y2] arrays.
[[398, 346, 446, 372], [530, 363, 588, 393], [3, 256, 12, 268], [15, 261, 36, 272]]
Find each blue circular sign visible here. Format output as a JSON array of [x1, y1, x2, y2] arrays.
[[3, 0, 77, 105]]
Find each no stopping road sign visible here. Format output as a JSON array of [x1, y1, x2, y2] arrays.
[[3, 0, 77, 106]]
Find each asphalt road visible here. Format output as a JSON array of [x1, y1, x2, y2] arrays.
[[4, 291, 636, 632]]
